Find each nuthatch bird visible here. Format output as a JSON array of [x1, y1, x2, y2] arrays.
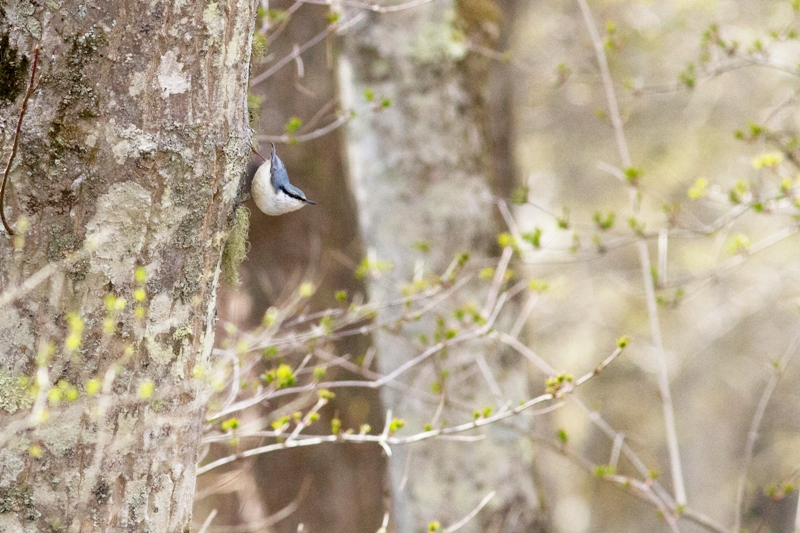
[[251, 143, 316, 215]]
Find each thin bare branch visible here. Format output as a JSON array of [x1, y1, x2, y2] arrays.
[[443, 491, 496, 533], [604, 474, 681, 533], [577, 0, 686, 505], [637, 239, 687, 506], [2, 46, 40, 236], [0, 234, 106, 308], [257, 114, 351, 144], [733, 329, 800, 532], [576, 1, 630, 169], [682, 509, 731, 533], [198, 481, 307, 533], [473, 351, 504, 404], [298, 0, 436, 13], [495, 331, 679, 509], [197, 509, 218, 533], [197, 390, 560, 475], [481, 246, 513, 318], [573, 344, 625, 387], [530, 431, 729, 533], [250, 13, 366, 88], [198, 327, 630, 476], [265, 1, 303, 44]]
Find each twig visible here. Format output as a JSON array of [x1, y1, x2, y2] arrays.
[[481, 246, 513, 318], [265, 1, 303, 45], [576, 2, 630, 170], [634, 55, 800, 101], [2, 46, 40, 236], [292, 44, 305, 78], [733, 330, 800, 532], [509, 290, 539, 339], [378, 512, 390, 533], [398, 445, 413, 491], [300, 97, 338, 132], [208, 313, 497, 421], [490, 331, 555, 374], [637, 239, 686, 506], [577, 0, 686, 505], [496, 199, 522, 242], [298, 0, 436, 13], [603, 474, 680, 533], [257, 96, 395, 145], [362, 345, 377, 370], [580, 403, 677, 509], [0, 235, 106, 308], [197, 509, 218, 533], [194, 469, 247, 500], [207, 273, 481, 422], [378, 408, 393, 456], [609, 433, 624, 468], [710, 226, 799, 280], [288, 398, 328, 440], [682, 508, 732, 533], [197, 391, 561, 475], [198, 330, 627, 475], [250, 13, 366, 88], [659, 226, 799, 295], [494, 331, 679, 509], [530, 431, 729, 533], [198, 482, 307, 533], [443, 491, 496, 533], [573, 344, 625, 386], [473, 351, 503, 403], [257, 114, 351, 144], [658, 228, 668, 286], [795, 493, 800, 532], [220, 351, 242, 414]]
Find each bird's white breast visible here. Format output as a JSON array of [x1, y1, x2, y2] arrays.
[[251, 160, 305, 215]]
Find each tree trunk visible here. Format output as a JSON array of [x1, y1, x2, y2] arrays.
[[340, 5, 548, 532], [0, 1, 255, 530]]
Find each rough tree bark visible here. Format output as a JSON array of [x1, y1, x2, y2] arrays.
[[0, 0, 255, 530]]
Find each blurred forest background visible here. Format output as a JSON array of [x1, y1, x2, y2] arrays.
[[196, 0, 800, 532]]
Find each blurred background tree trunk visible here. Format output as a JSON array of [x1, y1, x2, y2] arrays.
[[0, 1, 255, 530], [196, 4, 388, 533], [339, 3, 550, 531]]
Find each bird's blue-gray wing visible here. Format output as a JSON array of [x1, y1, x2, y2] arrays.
[[270, 143, 291, 191]]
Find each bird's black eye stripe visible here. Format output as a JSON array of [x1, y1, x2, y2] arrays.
[[280, 187, 306, 202]]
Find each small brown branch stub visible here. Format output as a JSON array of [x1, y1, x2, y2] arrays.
[[1, 45, 40, 237]]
